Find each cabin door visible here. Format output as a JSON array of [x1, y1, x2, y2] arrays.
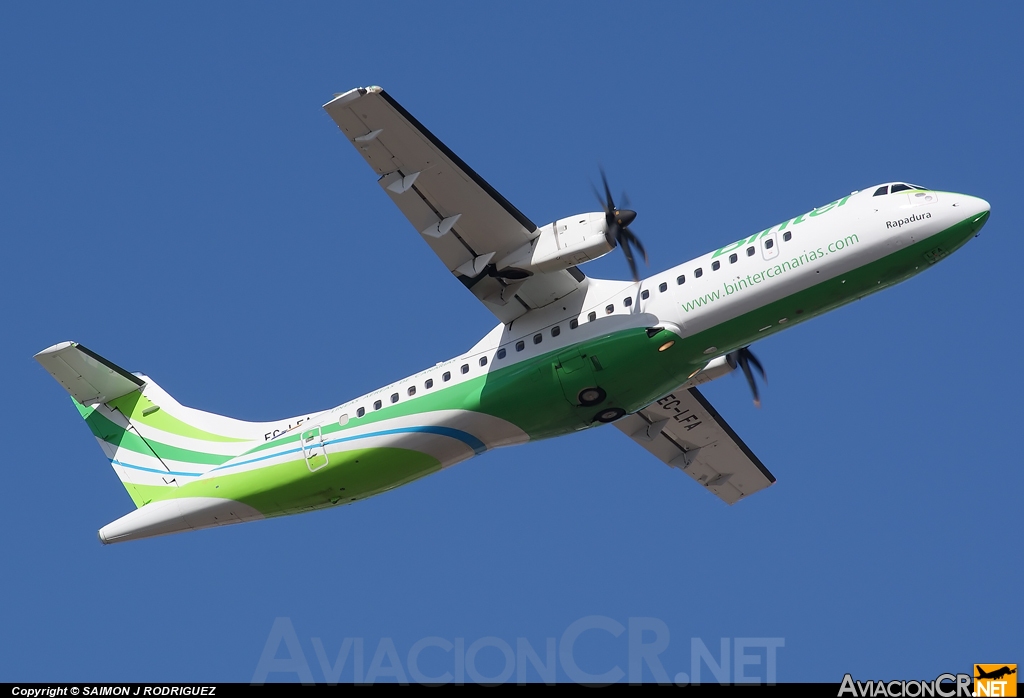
[[300, 426, 328, 472]]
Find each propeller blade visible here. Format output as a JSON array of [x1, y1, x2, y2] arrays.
[[620, 227, 648, 264], [744, 348, 766, 382], [739, 356, 760, 408], [600, 167, 615, 213], [589, 169, 649, 281], [726, 347, 767, 407], [620, 235, 639, 281]]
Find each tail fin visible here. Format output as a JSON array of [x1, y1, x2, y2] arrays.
[[36, 342, 269, 508]]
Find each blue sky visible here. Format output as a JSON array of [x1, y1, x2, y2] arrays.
[[2, 2, 1021, 683]]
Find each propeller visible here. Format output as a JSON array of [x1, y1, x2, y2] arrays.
[[726, 347, 767, 407], [593, 168, 648, 281]]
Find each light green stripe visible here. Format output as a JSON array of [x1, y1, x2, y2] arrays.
[[77, 402, 231, 466], [107, 392, 250, 443]]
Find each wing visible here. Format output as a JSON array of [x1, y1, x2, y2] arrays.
[[615, 387, 776, 504], [323, 86, 584, 323]]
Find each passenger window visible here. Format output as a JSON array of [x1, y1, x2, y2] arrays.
[[407, 386, 416, 396], [783, 231, 792, 242], [694, 268, 703, 278], [891, 183, 912, 193], [442, 371, 451, 382], [588, 311, 596, 322], [497, 348, 506, 359], [873, 185, 889, 196], [765, 239, 774, 249], [551, 325, 561, 337], [729, 253, 738, 264], [641, 290, 650, 300], [461, 364, 469, 374], [356, 407, 365, 418], [712, 260, 721, 271], [373, 400, 382, 410], [623, 297, 632, 307], [658, 282, 667, 292], [425, 378, 433, 389], [391, 393, 399, 403], [533, 333, 543, 344], [516, 340, 525, 351], [676, 275, 685, 285], [746, 246, 755, 256], [569, 319, 578, 329], [605, 304, 614, 314], [479, 356, 487, 367]]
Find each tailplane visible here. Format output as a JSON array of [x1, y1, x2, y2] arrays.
[[36, 342, 270, 508]]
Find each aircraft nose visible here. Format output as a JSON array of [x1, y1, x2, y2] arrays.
[[964, 195, 990, 233]]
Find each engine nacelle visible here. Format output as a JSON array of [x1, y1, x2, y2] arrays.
[[497, 212, 612, 276], [682, 355, 735, 389]]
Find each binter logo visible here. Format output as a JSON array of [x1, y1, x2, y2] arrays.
[[711, 195, 851, 259], [974, 664, 1017, 697]]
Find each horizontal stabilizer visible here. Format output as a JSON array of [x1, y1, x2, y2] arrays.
[[35, 341, 144, 406]]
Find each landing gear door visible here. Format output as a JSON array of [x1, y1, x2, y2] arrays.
[[761, 231, 780, 261], [300, 426, 328, 472], [554, 349, 596, 406]]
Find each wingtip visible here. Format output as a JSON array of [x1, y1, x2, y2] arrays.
[[323, 86, 371, 110], [34, 341, 76, 360]]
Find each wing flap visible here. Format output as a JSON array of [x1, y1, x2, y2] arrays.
[[378, 176, 471, 272], [615, 387, 776, 504]]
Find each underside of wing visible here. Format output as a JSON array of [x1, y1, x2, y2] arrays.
[[615, 387, 776, 504], [323, 86, 585, 323]]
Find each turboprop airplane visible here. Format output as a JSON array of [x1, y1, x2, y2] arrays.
[[35, 86, 991, 544]]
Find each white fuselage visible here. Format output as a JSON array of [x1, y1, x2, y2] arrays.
[[300, 186, 987, 433]]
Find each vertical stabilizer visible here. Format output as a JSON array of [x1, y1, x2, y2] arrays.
[[36, 342, 270, 508]]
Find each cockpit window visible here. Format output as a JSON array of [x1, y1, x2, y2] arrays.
[[873, 185, 889, 197], [890, 183, 912, 193]]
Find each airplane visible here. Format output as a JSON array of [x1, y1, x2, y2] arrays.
[[35, 85, 991, 544], [976, 666, 1016, 681]]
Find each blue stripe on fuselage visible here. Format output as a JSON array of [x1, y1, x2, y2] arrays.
[[108, 424, 487, 479]]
